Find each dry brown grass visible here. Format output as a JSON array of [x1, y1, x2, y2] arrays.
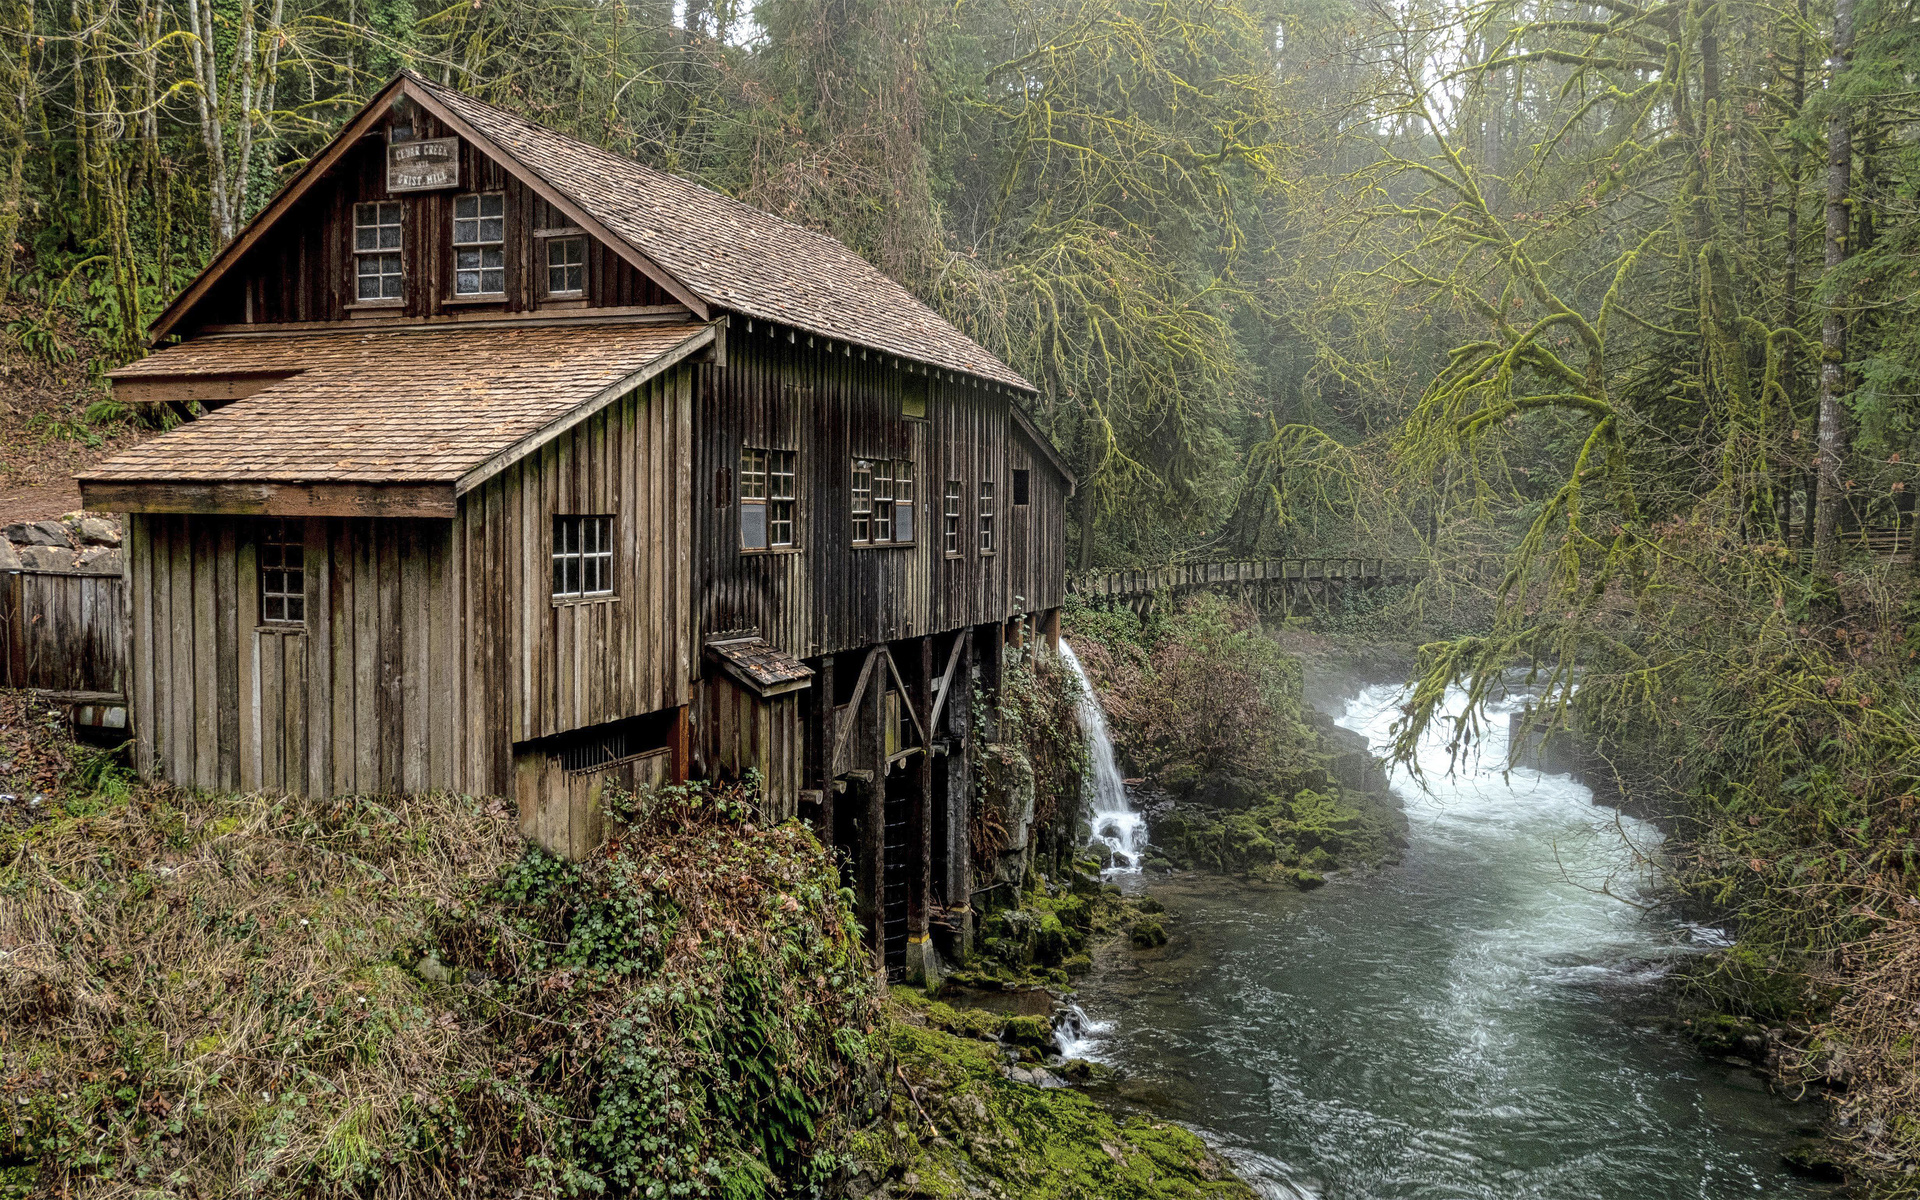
[[0, 770, 525, 1196]]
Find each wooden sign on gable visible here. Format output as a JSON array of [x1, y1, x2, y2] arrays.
[[387, 137, 461, 193]]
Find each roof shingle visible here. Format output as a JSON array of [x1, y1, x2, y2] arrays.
[[408, 74, 1034, 393], [83, 323, 710, 486]]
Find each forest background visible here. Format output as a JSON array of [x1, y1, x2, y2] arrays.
[[9, 0, 1920, 1186]]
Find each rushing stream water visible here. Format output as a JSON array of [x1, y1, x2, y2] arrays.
[[1071, 681, 1834, 1200]]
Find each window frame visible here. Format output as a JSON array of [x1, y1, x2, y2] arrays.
[[739, 446, 797, 552], [551, 515, 617, 603], [943, 480, 963, 558], [978, 480, 996, 556], [451, 191, 507, 298], [544, 235, 586, 297], [258, 519, 306, 626], [352, 201, 404, 304], [852, 458, 916, 547]]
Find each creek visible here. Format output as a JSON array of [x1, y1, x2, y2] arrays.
[[1070, 680, 1835, 1199]]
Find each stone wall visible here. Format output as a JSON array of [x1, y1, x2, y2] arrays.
[[0, 513, 122, 574]]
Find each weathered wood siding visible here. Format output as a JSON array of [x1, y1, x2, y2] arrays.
[[694, 324, 1069, 659], [126, 513, 460, 796], [697, 674, 805, 821], [187, 113, 668, 333], [455, 369, 694, 795], [123, 369, 691, 800], [0, 570, 125, 696]]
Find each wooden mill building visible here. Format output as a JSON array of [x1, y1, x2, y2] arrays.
[[76, 72, 1072, 978]]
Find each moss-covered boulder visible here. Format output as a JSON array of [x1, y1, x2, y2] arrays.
[[846, 1015, 1256, 1199]]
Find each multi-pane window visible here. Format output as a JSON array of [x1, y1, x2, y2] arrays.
[[1013, 469, 1031, 506], [853, 459, 915, 545], [851, 459, 873, 544], [353, 202, 403, 301], [547, 236, 585, 295], [259, 521, 305, 624], [978, 480, 996, 554], [552, 516, 616, 599], [740, 447, 796, 550], [453, 193, 506, 295], [943, 481, 962, 555]]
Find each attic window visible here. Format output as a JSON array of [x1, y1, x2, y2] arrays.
[[353, 202, 403, 301], [546, 237, 585, 295], [1012, 469, 1030, 506], [452, 192, 505, 296]]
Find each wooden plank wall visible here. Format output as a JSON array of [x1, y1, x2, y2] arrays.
[[456, 369, 694, 796], [697, 674, 805, 821], [0, 570, 125, 695], [694, 325, 1071, 660], [190, 115, 667, 330], [126, 513, 459, 795]]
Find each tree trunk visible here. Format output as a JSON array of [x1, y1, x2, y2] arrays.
[[1812, 0, 1856, 567]]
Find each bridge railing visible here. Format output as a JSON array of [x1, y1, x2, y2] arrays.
[[1067, 557, 1419, 601]]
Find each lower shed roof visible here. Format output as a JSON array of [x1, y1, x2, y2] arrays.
[[78, 322, 713, 517]]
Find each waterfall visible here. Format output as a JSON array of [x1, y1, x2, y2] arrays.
[[1059, 639, 1145, 872]]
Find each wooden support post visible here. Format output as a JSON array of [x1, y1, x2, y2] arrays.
[[1043, 607, 1061, 652], [670, 704, 690, 783], [815, 653, 835, 838], [907, 635, 935, 984], [948, 629, 977, 958], [864, 643, 887, 972]]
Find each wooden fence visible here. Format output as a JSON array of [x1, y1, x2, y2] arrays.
[[1067, 557, 1419, 605], [0, 569, 126, 701]]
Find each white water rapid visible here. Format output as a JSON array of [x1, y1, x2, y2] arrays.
[[1059, 639, 1145, 872], [1067, 680, 1830, 1199]]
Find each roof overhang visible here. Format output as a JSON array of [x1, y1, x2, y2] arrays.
[[79, 322, 716, 516], [78, 479, 456, 519], [704, 636, 814, 698], [1009, 405, 1077, 494]]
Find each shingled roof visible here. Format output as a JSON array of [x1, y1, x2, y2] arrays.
[[80, 323, 711, 496], [402, 74, 1032, 393]]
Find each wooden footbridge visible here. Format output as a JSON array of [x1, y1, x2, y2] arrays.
[[1068, 556, 1421, 612]]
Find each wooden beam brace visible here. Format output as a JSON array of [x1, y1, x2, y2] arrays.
[[925, 630, 968, 741], [829, 647, 882, 777], [880, 647, 927, 749]]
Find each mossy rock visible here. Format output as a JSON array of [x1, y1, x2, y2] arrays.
[[1781, 1140, 1846, 1182], [1063, 953, 1094, 977], [1001, 1015, 1055, 1050], [869, 1018, 1257, 1198], [1291, 869, 1326, 890], [1129, 918, 1168, 949]]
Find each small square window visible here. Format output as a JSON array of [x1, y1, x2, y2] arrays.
[[553, 515, 616, 599], [547, 236, 585, 295]]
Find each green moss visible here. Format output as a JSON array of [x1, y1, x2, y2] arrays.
[[856, 1014, 1255, 1198]]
